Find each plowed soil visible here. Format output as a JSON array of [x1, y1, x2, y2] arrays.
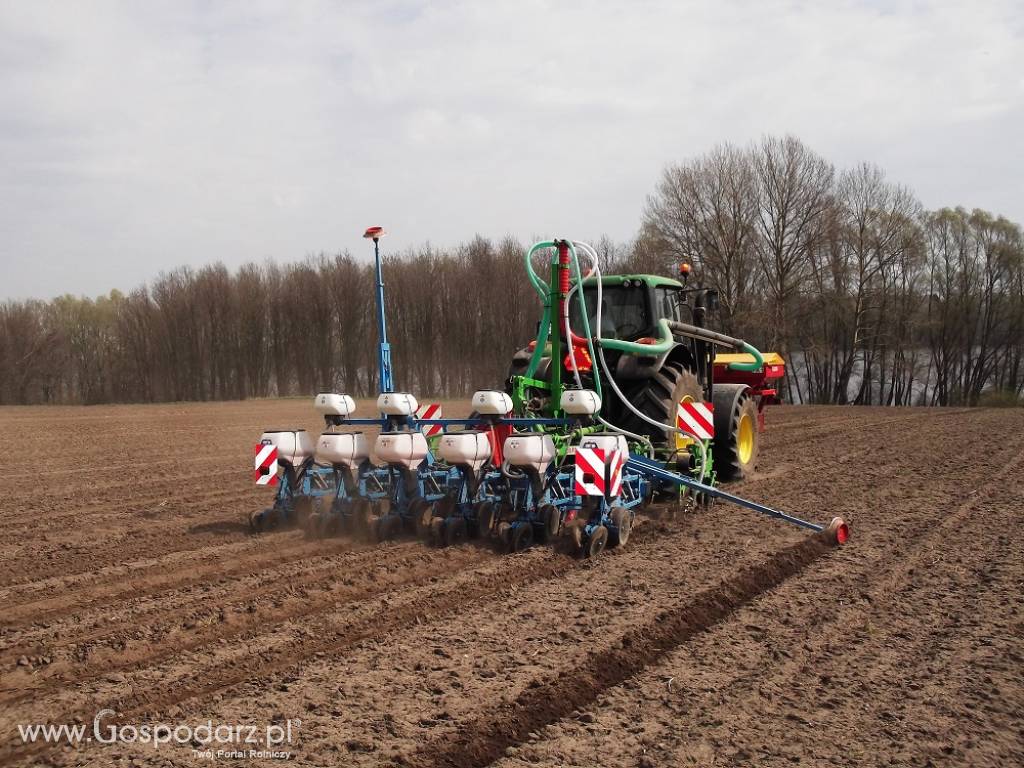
[[1, 401, 1021, 767]]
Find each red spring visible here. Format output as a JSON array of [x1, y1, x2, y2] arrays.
[[557, 240, 577, 343], [558, 241, 570, 295]]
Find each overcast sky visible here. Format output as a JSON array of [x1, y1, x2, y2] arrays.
[[1, 1, 1022, 301]]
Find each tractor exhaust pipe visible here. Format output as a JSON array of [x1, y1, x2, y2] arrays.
[[666, 320, 747, 351]]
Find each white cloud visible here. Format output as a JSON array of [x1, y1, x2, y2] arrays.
[[0, 0, 1022, 299]]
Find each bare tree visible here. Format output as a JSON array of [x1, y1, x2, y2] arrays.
[[643, 142, 759, 333]]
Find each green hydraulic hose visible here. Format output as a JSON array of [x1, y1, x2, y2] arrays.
[[524, 311, 550, 379], [596, 318, 675, 356], [728, 342, 765, 372], [524, 240, 554, 300], [600, 316, 762, 369], [523, 240, 557, 379]]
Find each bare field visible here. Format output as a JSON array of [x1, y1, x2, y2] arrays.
[[0, 400, 1022, 767]]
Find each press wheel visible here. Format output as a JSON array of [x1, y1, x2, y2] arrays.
[[445, 516, 468, 546], [609, 506, 632, 548], [511, 523, 534, 553], [586, 525, 609, 558]]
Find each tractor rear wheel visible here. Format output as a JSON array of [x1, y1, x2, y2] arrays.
[[618, 362, 703, 456], [712, 384, 758, 481]]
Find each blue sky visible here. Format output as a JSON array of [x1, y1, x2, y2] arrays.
[[1, 0, 1022, 300]]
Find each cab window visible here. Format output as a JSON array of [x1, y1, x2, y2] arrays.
[[656, 287, 682, 322], [572, 286, 650, 340]]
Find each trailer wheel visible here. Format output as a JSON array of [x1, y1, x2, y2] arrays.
[[609, 506, 631, 548], [712, 384, 758, 481], [537, 504, 560, 543], [586, 525, 609, 558]]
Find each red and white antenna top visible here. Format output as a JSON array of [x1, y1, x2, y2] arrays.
[[363, 226, 386, 240]]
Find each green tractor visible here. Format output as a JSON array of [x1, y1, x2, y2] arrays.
[[506, 239, 785, 482]]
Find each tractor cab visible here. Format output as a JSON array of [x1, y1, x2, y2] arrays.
[[572, 274, 716, 342]]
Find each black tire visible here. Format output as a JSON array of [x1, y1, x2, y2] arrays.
[[617, 361, 703, 451], [711, 384, 758, 481], [609, 506, 631, 548], [537, 504, 560, 543], [586, 525, 609, 558], [474, 501, 495, 537], [445, 516, 468, 546], [511, 523, 533, 552]]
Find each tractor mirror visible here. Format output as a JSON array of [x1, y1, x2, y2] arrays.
[[705, 290, 720, 311]]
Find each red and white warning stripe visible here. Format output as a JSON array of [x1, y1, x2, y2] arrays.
[[416, 403, 443, 437], [676, 401, 714, 440], [575, 447, 624, 498], [608, 449, 625, 497], [254, 443, 279, 486]]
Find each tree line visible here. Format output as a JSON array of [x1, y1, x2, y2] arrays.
[[642, 136, 1024, 406], [0, 237, 548, 405], [1, 134, 1022, 406]]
